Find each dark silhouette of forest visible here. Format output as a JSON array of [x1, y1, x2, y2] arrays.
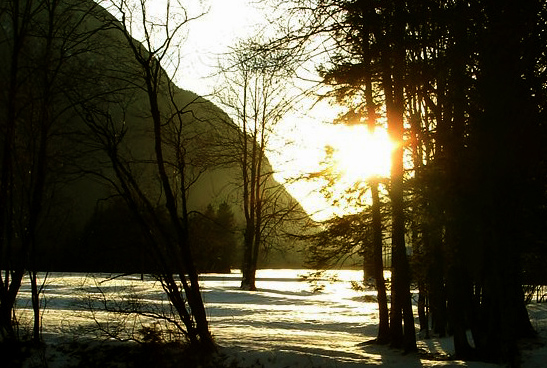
[[285, 0, 547, 364], [38, 199, 238, 273], [1, 0, 547, 366]]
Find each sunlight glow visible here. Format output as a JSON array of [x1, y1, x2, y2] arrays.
[[268, 113, 394, 221], [117, 1, 395, 221], [329, 125, 393, 185]]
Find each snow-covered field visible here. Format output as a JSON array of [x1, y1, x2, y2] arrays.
[[13, 270, 547, 367]]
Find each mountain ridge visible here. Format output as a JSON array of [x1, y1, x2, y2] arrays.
[[0, 0, 307, 271]]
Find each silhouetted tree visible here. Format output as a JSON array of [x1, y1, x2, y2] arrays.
[[310, 0, 416, 350], [78, 0, 215, 350], [0, 0, 30, 340], [0, 0, 107, 341], [275, 0, 546, 362], [189, 202, 237, 273], [216, 37, 304, 290]]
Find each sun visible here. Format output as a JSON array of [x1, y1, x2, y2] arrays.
[[329, 125, 393, 184], [268, 120, 394, 220], [267, 101, 395, 220]]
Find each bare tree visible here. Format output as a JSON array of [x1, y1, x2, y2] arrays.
[[0, 0, 34, 341], [215, 38, 304, 290], [0, 0, 105, 342], [76, 0, 215, 350]]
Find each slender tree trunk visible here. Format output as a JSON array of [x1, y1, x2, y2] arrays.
[[27, 92, 51, 344], [382, 60, 403, 348], [384, 5, 417, 348], [417, 281, 428, 337], [361, 10, 390, 342], [389, 144, 415, 352], [0, 270, 24, 339], [446, 263, 475, 360], [139, 61, 214, 349], [30, 271, 40, 342], [241, 118, 263, 291], [240, 87, 258, 291], [371, 179, 390, 343], [394, 4, 416, 352], [241, 141, 257, 290], [428, 236, 447, 337], [177, 137, 215, 349], [0, 0, 32, 340]]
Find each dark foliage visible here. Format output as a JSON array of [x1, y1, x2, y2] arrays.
[[189, 202, 238, 273], [287, 0, 547, 363], [43, 199, 238, 274]]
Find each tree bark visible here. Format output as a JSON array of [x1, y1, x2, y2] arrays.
[[371, 179, 390, 343], [384, 3, 417, 349]]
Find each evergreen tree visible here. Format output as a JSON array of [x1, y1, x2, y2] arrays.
[[278, 0, 547, 362], [189, 202, 237, 273]]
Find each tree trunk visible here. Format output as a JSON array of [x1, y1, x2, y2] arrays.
[[427, 233, 447, 337], [469, 1, 538, 363], [447, 264, 475, 360], [0, 270, 24, 340], [371, 180, 390, 343], [241, 231, 257, 291], [386, 18, 417, 352], [417, 281, 428, 337], [141, 64, 214, 350], [30, 271, 40, 342]]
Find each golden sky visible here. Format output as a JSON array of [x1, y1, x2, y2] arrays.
[[109, 0, 394, 220]]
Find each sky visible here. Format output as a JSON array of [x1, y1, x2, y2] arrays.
[[108, 0, 394, 220], [175, 0, 268, 96], [175, 0, 395, 220]]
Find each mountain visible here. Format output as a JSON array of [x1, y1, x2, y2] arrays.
[[0, 0, 307, 272]]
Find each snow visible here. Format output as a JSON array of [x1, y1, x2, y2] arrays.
[[12, 269, 547, 367]]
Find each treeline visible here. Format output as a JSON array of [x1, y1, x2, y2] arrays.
[[286, 0, 547, 364], [30, 199, 238, 274]]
